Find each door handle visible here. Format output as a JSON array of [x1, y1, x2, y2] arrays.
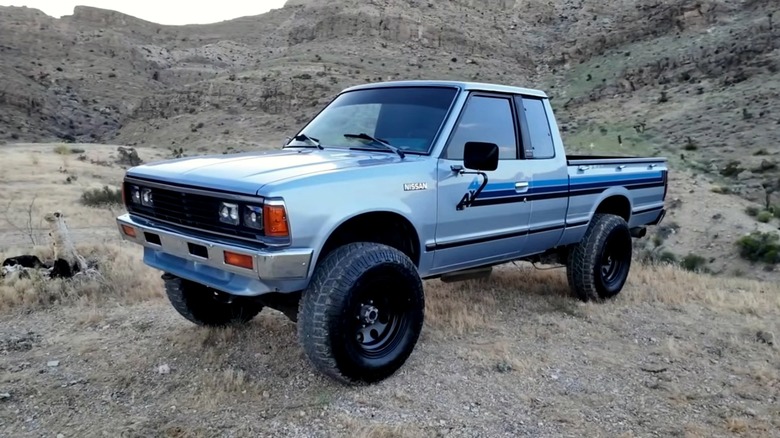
[[578, 165, 590, 171], [515, 181, 529, 192]]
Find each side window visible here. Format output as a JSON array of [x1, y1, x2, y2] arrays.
[[521, 97, 555, 159], [444, 95, 518, 160]]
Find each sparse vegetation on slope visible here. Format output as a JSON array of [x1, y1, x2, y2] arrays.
[[737, 231, 780, 265]]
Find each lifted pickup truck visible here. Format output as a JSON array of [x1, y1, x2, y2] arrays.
[[116, 80, 667, 384]]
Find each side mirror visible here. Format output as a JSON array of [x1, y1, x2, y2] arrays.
[[463, 142, 499, 171]]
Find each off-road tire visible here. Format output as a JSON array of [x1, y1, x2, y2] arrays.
[[163, 275, 263, 326], [566, 213, 632, 302], [297, 242, 425, 384]]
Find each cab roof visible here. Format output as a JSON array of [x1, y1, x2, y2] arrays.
[[341, 80, 548, 98]]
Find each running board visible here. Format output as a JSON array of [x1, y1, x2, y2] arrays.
[[440, 266, 493, 283]]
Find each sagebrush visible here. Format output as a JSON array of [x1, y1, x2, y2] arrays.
[[736, 231, 780, 264], [80, 186, 122, 207]]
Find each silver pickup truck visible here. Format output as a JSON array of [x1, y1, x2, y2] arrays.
[[116, 80, 668, 384]]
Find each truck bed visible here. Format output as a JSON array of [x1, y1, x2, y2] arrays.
[[566, 154, 667, 166], [564, 154, 668, 230]]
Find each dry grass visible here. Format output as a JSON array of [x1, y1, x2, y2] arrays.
[[622, 262, 780, 312], [0, 143, 157, 236], [0, 143, 164, 312], [0, 242, 163, 312], [423, 279, 496, 334], [424, 262, 780, 336]]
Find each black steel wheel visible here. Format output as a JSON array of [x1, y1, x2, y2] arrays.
[[348, 269, 413, 360], [297, 242, 424, 384], [598, 231, 630, 289], [567, 213, 633, 301]]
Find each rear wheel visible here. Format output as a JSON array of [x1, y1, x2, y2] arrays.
[[297, 242, 424, 384], [163, 274, 263, 326], [566, 214, 633, 302]]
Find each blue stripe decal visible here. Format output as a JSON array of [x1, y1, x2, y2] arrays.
[[476, 174, 664, 200], [570, 177, 663, 190], [522, 171, 664, 188]]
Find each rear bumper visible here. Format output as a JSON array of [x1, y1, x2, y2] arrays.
[[116, 213, 312, 296]]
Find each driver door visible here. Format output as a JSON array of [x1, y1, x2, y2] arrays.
[[431, 93, 532, 272]]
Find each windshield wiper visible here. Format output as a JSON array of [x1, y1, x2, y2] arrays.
[[344, 133, 405, 159], [286, 133, 323, 150]]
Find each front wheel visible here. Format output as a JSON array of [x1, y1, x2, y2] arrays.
[[163, 274, 263, 326], [297, 243, 425, 384], [566, 213, 633, 302]]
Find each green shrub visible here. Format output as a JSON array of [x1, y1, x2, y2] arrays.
[[81, 186, 122, 207], [54, 144, 85, 155], [757, 211, 773, 223], [736, 231, 780, 264], [658, 251, 678, 264], [746, 206, 760, 217], [681, 253, 707, 272]]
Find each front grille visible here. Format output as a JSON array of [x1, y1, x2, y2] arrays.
[[125, 182, 261, 240]]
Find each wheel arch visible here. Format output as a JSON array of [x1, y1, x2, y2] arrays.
[[314, 210, 422, 269], [593, 193, 632, 222]]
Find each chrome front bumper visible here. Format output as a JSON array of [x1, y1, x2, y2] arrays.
[[116, 213, 312, 282]]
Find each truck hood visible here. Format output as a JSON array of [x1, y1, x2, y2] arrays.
[[125, 148, 401, 195]]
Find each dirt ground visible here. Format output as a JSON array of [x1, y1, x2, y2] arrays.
[[0, 258, 778, 437]]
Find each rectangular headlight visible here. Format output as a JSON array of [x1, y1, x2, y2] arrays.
[[219, 202, 239, 225], [141, 188, 153, 207], [243, 205, 263, 230], [130, 185, 141, 204]]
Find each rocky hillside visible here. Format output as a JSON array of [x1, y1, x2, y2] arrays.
[[0, 0, 779, 276]]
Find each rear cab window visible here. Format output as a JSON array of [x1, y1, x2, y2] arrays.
[[517, 96, 555, 160]]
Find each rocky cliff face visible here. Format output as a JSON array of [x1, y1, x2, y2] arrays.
[[1, 0, 778, 182]]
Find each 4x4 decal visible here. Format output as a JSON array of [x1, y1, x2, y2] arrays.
[[456, 173, 489, 210]]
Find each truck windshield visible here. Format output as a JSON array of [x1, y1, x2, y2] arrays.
[[290, 86, 458, 154]]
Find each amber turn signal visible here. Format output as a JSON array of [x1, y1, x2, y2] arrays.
[[224, 251, 254, 270], [121, 224, 137, 238], [263, 204, 289, 237]]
